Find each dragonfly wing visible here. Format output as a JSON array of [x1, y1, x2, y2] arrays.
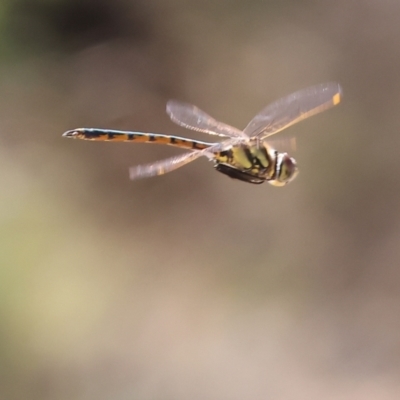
[[167, 100, 248, 139], [128, 138, 237, 180], [266, 137, 297, 153], [129, 151, 204, 180], [243, 82, 342, 139]]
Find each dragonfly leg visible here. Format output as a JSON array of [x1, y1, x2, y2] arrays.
[[214, 163, 265, 184]]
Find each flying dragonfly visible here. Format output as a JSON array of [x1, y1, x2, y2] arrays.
[[63, 82, 342, 186]]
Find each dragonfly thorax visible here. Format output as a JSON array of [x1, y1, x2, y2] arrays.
[[213, 141, 297, 185]]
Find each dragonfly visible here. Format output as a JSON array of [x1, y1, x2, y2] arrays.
[[63, 82, 342, 186]]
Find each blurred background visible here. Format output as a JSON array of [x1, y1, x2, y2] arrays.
[[1, 0, 400, 399]]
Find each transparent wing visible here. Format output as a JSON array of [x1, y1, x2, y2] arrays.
[[266, 137, 297, 153], [243, 82, 342, 139], [167, 100, 248, 139], [129, 151, 203, 180], [129, 139, 236, 180]]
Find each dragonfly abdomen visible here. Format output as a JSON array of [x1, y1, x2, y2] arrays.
[[63, 128, 212, 151]]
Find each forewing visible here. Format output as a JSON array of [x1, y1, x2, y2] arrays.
[[243, 82, 342, 139], [167, 100, 247, 139], [266, 137, 297, 153]]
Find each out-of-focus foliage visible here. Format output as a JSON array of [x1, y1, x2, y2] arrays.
[[1, 1, 400, 399]]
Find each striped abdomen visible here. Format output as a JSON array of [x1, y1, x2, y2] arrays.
[[62, 128, 213, 151]]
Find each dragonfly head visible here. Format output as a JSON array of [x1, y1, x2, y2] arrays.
[[269, 153, 298, 186]]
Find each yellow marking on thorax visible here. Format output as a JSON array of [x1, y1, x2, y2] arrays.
[[249, 146, 271, 168], [231, 147, 253, 169], [214, 152, 229, 163], [214, 145, 272, 172]]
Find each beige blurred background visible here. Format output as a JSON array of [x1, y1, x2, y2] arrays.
[[1, 0, 400, 399]]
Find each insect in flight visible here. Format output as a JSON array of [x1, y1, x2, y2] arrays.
[[63, 82, 342, 186]]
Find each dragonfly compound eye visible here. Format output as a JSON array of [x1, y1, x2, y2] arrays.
[[270, 153, 299, 186]]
